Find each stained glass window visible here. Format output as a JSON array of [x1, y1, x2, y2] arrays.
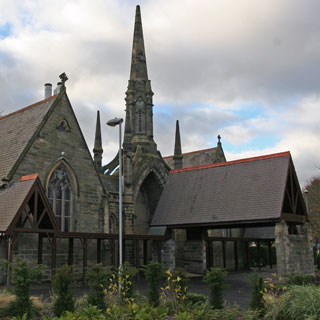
[[48, 165, 73, 232]]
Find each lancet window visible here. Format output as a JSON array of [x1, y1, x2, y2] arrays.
[[48, 165, 74, 232]]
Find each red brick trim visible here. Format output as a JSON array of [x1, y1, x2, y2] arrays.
[[20, 173, 39, 181], [170, 151, 291, 174]]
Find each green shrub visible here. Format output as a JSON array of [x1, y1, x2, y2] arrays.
[[54, 305, 105, 320], [286, 273, 315, 286], [264, 285, 320, 320], [160, 269, 188, 314], [52, 265, 75, 317], [87, 263, 112, 310], [120, 262, 138, 300], [249, 272, 264, 312], [203, 267, 227, 309], [143, 262, 163, 306], [184, 292, 207, 306], [1, 260, 43, 319]]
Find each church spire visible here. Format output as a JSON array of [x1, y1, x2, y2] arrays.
[[130, 5, 148, 80], [93, 110, 103, 172], [173, 120, 183, 169]]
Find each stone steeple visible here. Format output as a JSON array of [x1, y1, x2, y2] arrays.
[[124, 5, 155, 153], [130, 5, 148, 81], [93, 110, 103, 172], [173, 120, 183, 169]]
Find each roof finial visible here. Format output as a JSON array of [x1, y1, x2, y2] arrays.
[[173, 120, 183, 169], [93, 110, 103, 172], [59, 72, 68, 86], [217, 134, 222, 147], [130, 5, 148, 80]]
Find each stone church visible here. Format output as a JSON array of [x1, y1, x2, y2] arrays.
[[0, 6, 314, 278]]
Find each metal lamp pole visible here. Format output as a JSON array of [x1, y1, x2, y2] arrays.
[[106, 117, 124, 286]]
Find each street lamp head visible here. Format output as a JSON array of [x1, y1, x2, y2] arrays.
[[304, 189, 309, 194], [106, 117, 123, 127]]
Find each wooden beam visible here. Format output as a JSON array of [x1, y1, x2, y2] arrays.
[[257, 241, 261, 270], [143, 240, 148, 265], [245, 242, 250, 270], [33, 190, 38, 229], [97, 239, 101, 264], [282, 213, 306, 223], [38, 234, 43, 265], [157, 240, 161, 264], [7, 237, 13, 287], [135, 240, 139, 268], [268, 241, 273, 269], [52, 236, 56, 276], [82, 238, 88, 282], [206, 241, 212, 269], [222, 241, 226, 269], [234, 241, 238, 271], [68, 238, 74, 266]]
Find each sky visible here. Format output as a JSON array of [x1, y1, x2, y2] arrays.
[[0, 0, 320, 186]]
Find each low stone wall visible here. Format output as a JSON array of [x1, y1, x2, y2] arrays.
[[275, 221, 314, 277]]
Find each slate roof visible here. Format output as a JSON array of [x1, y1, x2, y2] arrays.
[[163, 147, 220, 170], [0, 178, 35, 232], [151, 152, 291, 228], [0, 95, 58, 180]]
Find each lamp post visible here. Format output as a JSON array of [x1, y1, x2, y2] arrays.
[[106, 117, 124, 276]]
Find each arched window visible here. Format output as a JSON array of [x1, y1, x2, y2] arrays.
[[48, 165, 74, 232]]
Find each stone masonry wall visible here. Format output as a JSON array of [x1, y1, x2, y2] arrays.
[[161, 239, 176, 270], [184, 240, 206, 274], [275, 220, 314, 277], [12, 93, 104, 233]]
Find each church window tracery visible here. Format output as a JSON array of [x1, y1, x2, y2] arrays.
[[48, 165, 74, 232], [138, 109, 142, 132]]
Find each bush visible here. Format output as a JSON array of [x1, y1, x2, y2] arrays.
[[52, 265, 75, 317], [52, 305, 105, 320], [286, 273, 315, 286], [1, 260, 43, 319], [203, 267, 227, 309], [161, 269, 188, 313], [264, 285, 320, 320], [87, 263, 112, 310], [143, 262, 163, 306], [249, 272, 264, 312], [120, 262, 138, 300], [184, 292, 207, 306]]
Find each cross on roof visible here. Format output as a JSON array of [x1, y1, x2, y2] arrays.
[[59, 72, 68, 85]]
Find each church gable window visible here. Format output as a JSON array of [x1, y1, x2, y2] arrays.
[[57, 119, 70, 132], [48, 165, 74, 232]]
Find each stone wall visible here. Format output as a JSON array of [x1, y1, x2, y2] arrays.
[[275, 220, 314, 277], [184, 240, 206, 274], [12, 93, 104, 234], [161, 239, 175, 270]]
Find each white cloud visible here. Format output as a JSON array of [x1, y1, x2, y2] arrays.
[[0, 0, 320, 186]]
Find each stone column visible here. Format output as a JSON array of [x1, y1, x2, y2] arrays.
[[275, 220, 315, 277], [160, 239, 176, 271], [184, 240, 206, 274]]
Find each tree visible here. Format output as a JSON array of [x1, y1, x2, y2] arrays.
[[304, 176, 320, 241]]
